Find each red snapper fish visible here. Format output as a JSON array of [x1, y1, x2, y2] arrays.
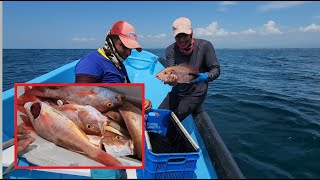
[[47, 103, 110, 136], [118, 100, 143, 159], [101, 132, 135, 158], [25, 86, 124, 112], [23, 101, 123, 166], [86, 134, 134, 158], [155, 63, 199, 83], [48, 101, 130, 137]]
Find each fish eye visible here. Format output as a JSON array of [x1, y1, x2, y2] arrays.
[[107, 102, 112, 107], [164, 72, 167, 74], [116, 136, 121, 140], [86, 124, 91, 129]]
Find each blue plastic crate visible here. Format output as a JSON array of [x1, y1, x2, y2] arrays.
[[138, 109, 200, 179], [136, 168, 197, 179]]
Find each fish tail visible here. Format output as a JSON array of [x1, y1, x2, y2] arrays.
[[25, 86, 48, 97], [17, 94, 39, 106], [93, 150, 123, 166], [19, 115, 35, 131], [18, 105, 27, 115], [24, 86, 31, 92]]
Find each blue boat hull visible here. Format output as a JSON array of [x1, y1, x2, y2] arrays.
[[2, 50, 243, 179]]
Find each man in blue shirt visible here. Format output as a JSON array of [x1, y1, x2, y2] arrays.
[[75, 20, 152, 111], [75, 20, 151, 178]]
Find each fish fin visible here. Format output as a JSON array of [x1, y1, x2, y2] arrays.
[[17, 105, 27, 115], [95, 150, 123, 166], [178, 63, 195, 68], [178, 63, 190, 66], [17, 94, 39, 106], [17, 98, 25, 106], [178, 63, 199, 73], [115, 94, 125, 107], [19, 116, 34, 131], [24, 86, 31, 93]]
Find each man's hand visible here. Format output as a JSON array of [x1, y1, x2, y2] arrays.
[[17, 125, 35, 153], [144, 99, 152, 113], [163, 74, 178, 86]]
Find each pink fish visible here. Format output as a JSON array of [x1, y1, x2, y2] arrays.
[[155, 63, 199, 83], [118, 100, 143, 159], [101, 132, 135, 158], [24, 101, 122, 166], [48, 103, 110, 136], [25, 86, 124, 112]]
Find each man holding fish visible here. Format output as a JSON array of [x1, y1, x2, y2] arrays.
[[157, 17, 221, 121]]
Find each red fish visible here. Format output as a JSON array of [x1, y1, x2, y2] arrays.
[[155, 63, 199, 83], [101, 132, 135, 158], [118, 100, 143, 159], [48, 103, 110, 136], [25, 86, 124, 112], [23, 101, 122, 166]]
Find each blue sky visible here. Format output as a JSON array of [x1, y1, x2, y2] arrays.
[[3, 1, 320, 49]]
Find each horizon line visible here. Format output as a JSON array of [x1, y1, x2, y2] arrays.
[[3, 47, 320, 50]]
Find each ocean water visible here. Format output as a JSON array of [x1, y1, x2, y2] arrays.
[[3, 48, 320, 178]]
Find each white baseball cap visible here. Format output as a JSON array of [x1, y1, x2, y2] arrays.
[[172, 17, 192, 37]]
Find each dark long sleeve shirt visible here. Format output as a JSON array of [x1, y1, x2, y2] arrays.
[[165, 38, 220, 97]]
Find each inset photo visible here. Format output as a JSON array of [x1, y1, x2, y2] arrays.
[[14, 83, 144, 169]]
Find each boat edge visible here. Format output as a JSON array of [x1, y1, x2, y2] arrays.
[[192, 105, 245, 179]]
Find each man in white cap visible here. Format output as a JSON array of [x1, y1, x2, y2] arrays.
[[159, 17, 220, 121], [75, 20, 152, 112]]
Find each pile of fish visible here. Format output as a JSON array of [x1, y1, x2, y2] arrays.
[[17, 86, 143, 167]]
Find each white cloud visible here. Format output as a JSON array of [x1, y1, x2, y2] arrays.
[[217, 1, 237, 12], [194, 20, 282, 38], [258, 1, 308, 11], [139, 33, 167, 39], [72, 37, 96, 42], [220, 1, 237, 6], [194, 22, 228, 37], [242, 29, 257, 35], [262, 21, 283, 34], [299, 23, 320, 32], [148, 34, 167, 38]]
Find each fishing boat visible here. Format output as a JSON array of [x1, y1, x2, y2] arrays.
[[2, 50, 245, 179]]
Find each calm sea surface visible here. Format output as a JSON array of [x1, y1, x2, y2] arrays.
[[3, 49, 320, 178]]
